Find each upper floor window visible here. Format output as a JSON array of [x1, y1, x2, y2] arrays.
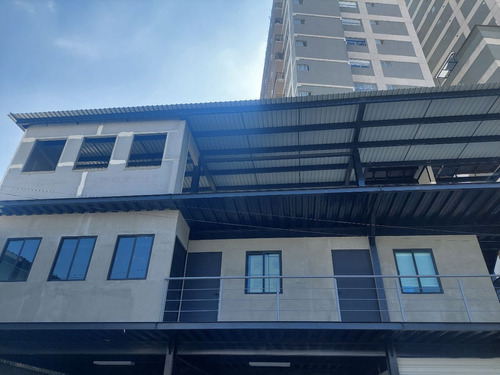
[[298, 91, 311, 97], [346, 37, 367, 46], [23, 140, 66, 172], [0, 238, 41, 282], [338, 1, 358, 9], [394, 249, 442, 293], [293, 0, 304, 4], [127, 134, 167, 168], [354, 82, 377, 92], [246, 251, 282, 294], [294, 18, 305, 25], [74, 137, 116, 170], [297, 64, 310, 71], [108, 235, 154, 280], [342, 18, 361, 26], [49, 237, 96, 281], [349, 59, 371, 68], [295, 40, 307, 47]]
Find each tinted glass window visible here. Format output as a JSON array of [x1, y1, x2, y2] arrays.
[[246, 251, 282, 293], [109, 235, 154, 280], [395, 250, 441, 293], [0, 238, 41, 281], [49, 237, 96, 281]]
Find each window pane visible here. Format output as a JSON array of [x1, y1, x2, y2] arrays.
[[68, 238, 95, 280], [395, 252, 419, 293], [109, 237, 135, 279], [265, 254, 280, 292], [128, 236, 153, 279], [0, 239, 40, 282], [51, 239, 78, 281], [414, 251, 440, 292], [248, 254, 263, 293]]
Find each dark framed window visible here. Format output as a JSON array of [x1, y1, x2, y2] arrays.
[[0, 238, 41, 282], [246, 251, 282, 294], [49, 237, 96, 281], [23, 140, 66, 172], [394, 249, 442, 293], [74, 137, 116, 170], [127, 134, 167, 168], [108, 235, 154, 280]]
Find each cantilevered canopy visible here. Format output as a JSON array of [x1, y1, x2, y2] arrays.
[[9, 83, 500, 191]]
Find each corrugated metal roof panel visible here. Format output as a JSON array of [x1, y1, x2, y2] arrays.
[[197, 136, 248, 150], [253, 159, 300, 169], [299, 105, 358, 124], [405, 144, 467, 160], [241, 109, 300, 128], [206, 161, 254, 171], [486, 96, 500, 113], [188, 113, 244, 132], [414, 121, 480, 139], [360, 146, 410, 162], [473, 120, 500, 136], [302, 156, 350, 166], [299, 129, 354, 145], [248, 132, 298, 148], [425, 96, 498, 117], [256, 172, 299, 185], [300, 169, 345, 183], [359, 125, 419, 141], [459, 142, 500, 158], [213, 174, 258, 187], [364, 100, 431, 121]]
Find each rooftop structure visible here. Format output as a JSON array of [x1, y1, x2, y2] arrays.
[[0, 84, 499, 374]]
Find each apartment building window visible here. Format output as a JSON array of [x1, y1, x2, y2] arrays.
[[354, 82, 377, 92], [74, 137, 116, 170], [297, 64, 310, 71], [23, 139, 66, 172], [274, 18, 283, 24], [338, 1, 358, 9], [49, 237, 96, 281], [246, 251, 282, 294], [349, 59, 371, 68], [381, 61, 392, 67], [346, 37, 367, 46], [0, 238, 41, 282], [370, 20, 380, 25], [127, 134, 167, 168], [375, 39, 384, 45], [394, 249, 442, 294], [108, 235, 154, 280], [299, 91, 311, 97], [294, 18, 305, 25], [295, 40, 307, 47], [342, 18, 361, 26], [293, 0, 304, 4]]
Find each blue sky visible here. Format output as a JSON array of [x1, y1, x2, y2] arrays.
[[0, 0, 272, 177]]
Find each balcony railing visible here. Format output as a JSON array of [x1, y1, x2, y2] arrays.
[[161, 275, 500, 323]]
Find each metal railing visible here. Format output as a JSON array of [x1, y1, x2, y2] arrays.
[[161, 274, 500, 323]]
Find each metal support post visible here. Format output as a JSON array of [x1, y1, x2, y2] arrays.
[[276, 279, 280, 321], [394, 278, 405, 322], [163, 344, 175, 375], [385, 340, 400, 375], [333, 277, 342, 321], [217, 279, 223, 322]]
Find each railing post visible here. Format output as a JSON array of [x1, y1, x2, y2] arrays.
[[394, 278, 405, 322], [217, 279, 223, 322], [333, 277, 341, 322], [276, 278, 280, 321], [159, 279, 169, 322], [457, 277, 473, 322]]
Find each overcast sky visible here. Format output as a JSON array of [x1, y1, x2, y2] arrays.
[[0, 0, 272, 177]]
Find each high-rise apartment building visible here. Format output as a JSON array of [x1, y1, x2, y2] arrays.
[[406, 0, 500, 86], [261, 0, 434, 98]]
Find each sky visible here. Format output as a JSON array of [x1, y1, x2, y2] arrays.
[[0, 0, 273, 177]]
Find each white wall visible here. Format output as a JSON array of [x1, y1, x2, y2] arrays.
[[0, 210, 184, 322], [0, 119, 190, 200]]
